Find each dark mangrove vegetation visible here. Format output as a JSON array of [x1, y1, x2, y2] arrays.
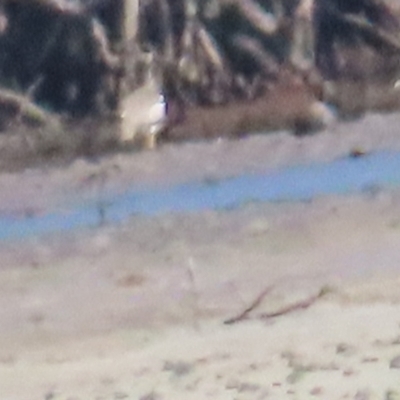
[[0, 0, 399, 164]]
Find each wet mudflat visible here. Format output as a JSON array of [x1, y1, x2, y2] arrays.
[[1, 111, 400, 239], [3, 148, 400, 240]]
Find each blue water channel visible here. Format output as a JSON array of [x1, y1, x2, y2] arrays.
[[1, 150, 400, 240]]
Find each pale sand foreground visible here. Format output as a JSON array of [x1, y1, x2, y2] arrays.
[[1, 191, 400, 399], [1, 113, 400, 399]]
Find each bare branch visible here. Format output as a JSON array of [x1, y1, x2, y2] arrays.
[[224, 285, 274, 325], [341, 13, 400, 52], [257, 287, 330, 320]]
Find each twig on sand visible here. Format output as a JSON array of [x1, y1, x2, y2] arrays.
[[224, 286, 331, 325], [224, 286, 274, 325], [257, 286, 330, 320]]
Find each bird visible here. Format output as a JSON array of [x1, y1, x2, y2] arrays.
[[119, 57, 167, 150]]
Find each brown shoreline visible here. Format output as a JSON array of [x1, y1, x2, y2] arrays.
[[0, 73, 400, 173]]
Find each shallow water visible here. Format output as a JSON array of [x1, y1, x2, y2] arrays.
[[2, 149, 400, 240]]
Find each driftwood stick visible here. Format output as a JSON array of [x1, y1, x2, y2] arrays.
[[224, 285, 274, 325], [257, 287, 329, 320]]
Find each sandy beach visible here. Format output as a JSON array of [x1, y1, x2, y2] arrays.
[[1, 112, 400, 399]]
